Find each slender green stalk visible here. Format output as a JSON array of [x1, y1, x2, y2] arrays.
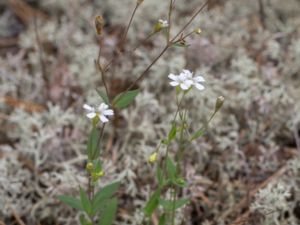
[[171, 186, 178, 225], [96, 47, 110, 100], [162, 92, 186, 177]]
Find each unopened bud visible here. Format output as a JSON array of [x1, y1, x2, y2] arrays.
[[215, 96, 225, 112], [194, 28, 202, 34], [91, 170, 104, 182], [95, 15, 104, 35], [154, 19, 169, 32], [86, 162, 93, 172], [137, 0, 144, 4], [97, 171, 104, 178], [148, 152, 158, 163]]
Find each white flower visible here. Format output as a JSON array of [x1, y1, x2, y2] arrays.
[[83, 103, 114, 123], [168, 69, 205, 91], [168, 73, 193, 90], [181, 69, 205, 90], [158, 19, 169, 28]]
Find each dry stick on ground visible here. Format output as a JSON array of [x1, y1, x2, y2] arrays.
[[220, 165, 287, 224], [0, 96, 45, 113], [258, 0, 266, 28], [11, 207, 26, 225], [294, 126, 300, 152], [8, 0, 48, 24], [0, 37, 18, 48], [34, 16, 50, 100]]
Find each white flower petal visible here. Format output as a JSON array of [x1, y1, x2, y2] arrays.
[[170, 81, 179, 86], [98, 103, 108, 111], [83, 104, 94, 111], [103, 109, 114, 116], [193, 76, 205, 82], [168, 73, 178, 81], [99, 115, 109, 123], [194, 83, 205, 90], [86, 112, 97, 119], [182, 70, 193, 78], [178, 73, 187, 80], [180, 83, 190, 90]]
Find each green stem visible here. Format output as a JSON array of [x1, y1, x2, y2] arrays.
[[171, 186, 177, 225]]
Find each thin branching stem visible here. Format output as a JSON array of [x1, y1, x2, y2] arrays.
[[171, 0, 209, 42], [120, 2, 140, 47], [114, 0, 208, 104], [104, 31, 157, 71], [96, 47, 110, 100], [167, 0, 175, 41]]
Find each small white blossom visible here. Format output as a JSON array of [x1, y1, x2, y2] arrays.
[[158, 19, 169, 28], [168, 69, 205, 91], [83, 103, 114, 123], [181, 69, 205, 90], [168, 73, 193, 90]]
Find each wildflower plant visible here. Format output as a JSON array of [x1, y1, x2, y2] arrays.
[[57, 0, 224, 224]]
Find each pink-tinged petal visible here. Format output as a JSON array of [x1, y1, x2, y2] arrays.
[[195, 83, 205, 90], [86, 112, 96, 119], [193, 76, 205, 82], [103, 109, 114, 116], [83, 104, 94, 111], [170, 81, 179, 86], [168, 74, 178, 81], [100, 115, 109, 123]]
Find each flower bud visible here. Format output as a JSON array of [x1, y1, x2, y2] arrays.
[[154, 19, 169, 32], [86, 162, 93, 172], [148, 152, 158, 163], [97, 171, 104, 178], [194, 28, 202, 34], [215, 96, 225, 112], [95, 15, 104, 35], [137, 0, 144, 4]]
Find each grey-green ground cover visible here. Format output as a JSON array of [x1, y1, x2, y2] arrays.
[[0, 0, 300, 224]]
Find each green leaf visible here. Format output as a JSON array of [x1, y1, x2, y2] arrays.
[[159, 198, 189, 211], [93, 181, 120, 214], [166, 157, 177, 180], [79, 214, 92, 225], [174, 177, 188, 188], [191, 128, 205, 141], [96, 89, 109, 104], [173, 42, 190, 48], [57, 195, 82, 210], [99, 198, 118, 225], [113, 89, 139, 109], [161, 139, 169, 145], [87, 128, 100, 160], [93, 159, 102, 173], [158, 214, 166, 225], [168, 123, 177, 142], [144, 189, 161, 217], [156, 166, 163, 187], [80, 187, 92, 216], [93, 181, 120, 203]]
